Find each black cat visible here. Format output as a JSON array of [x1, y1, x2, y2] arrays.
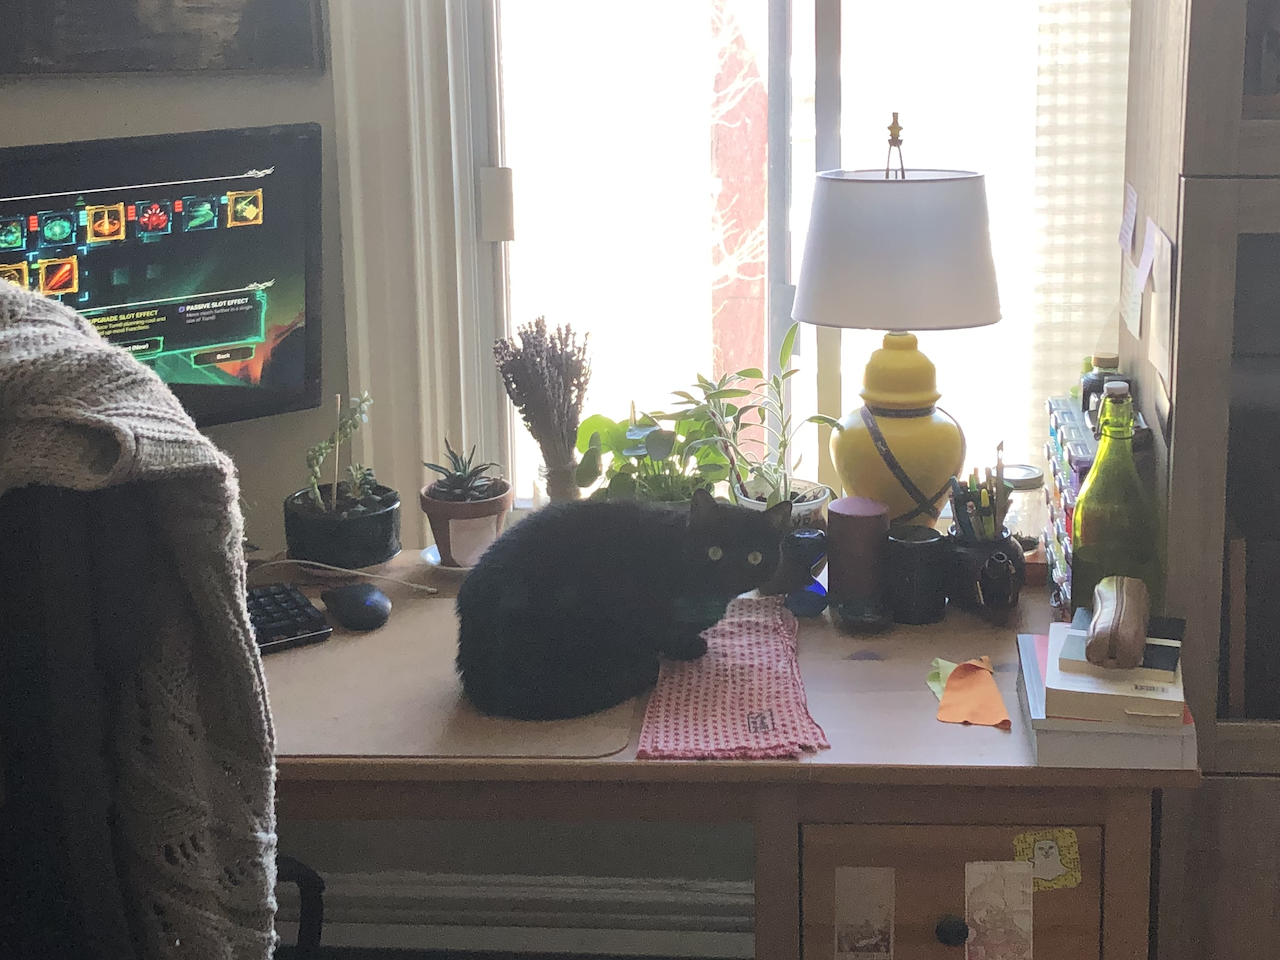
[[455, 488, 792, 720]]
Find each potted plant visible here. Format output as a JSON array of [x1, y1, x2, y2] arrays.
[[666, 323, 831, 527], [284, 392, 402, 569], [573, 404, 732, 504], [420, 440, 514, 568]]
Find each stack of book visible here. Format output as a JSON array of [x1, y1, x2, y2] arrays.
[[1016, 612, 1196, 768]]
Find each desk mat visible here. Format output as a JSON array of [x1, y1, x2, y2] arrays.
[[262, 587, 634, 759]]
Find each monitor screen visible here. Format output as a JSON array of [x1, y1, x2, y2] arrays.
[[0, 123, 323, 426]]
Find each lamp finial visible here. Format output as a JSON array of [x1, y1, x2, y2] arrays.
[[885, 113, 905, 179], [888, 112, 903, 145]]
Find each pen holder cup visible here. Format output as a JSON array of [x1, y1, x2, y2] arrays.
[[946, 526, 1027, 620]]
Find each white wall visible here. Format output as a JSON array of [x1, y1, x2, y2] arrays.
[[0, 66, 348, 551]]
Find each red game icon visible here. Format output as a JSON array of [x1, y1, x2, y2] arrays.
[[136, 201, 172, 235], [38, 256, 79, 296]]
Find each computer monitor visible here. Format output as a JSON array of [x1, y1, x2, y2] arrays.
[[0, 123, 323, 427]]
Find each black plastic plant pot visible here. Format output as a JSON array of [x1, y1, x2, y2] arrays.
[[284, 484, 402, 569]]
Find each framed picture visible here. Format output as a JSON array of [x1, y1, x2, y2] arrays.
[[0, 0, 324, 75]]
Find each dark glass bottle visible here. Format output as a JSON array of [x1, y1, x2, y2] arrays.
[[1070, 382, 1163, 612]]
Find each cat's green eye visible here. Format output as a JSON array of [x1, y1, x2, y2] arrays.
[[748, 550, 763, 566], [707, 546, 724, 561]]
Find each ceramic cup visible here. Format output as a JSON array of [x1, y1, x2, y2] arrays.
[[884, 525, 949, 625], [945, 526, 1027, 620]]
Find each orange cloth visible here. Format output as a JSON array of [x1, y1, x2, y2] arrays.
[[936, 656, 1011, 729]]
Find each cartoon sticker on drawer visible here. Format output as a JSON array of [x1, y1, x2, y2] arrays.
[[1013, 827, 1082, 890]]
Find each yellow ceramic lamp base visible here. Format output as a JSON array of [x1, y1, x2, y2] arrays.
[[828, 333, 965, 526]]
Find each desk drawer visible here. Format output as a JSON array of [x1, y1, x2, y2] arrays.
[[802, 824, 1102, 960]]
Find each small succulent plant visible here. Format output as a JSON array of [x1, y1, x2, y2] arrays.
[[347, 463, 379, 499], [425, 439, 502, 502]]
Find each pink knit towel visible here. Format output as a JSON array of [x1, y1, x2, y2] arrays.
[[637, 596, 829, 760]]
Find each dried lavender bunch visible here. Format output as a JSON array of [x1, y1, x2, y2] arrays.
[[494, 317, 591, 501]]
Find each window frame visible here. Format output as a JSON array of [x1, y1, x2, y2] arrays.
[[451, 0, 511, 475]]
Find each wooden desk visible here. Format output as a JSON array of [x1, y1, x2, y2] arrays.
[[260, 556, 1196, 960]]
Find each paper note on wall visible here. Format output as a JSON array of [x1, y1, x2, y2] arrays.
[[1135, 217, 1158, 288], [834, 866, 894, 960], [965, 861, 1033, 960], [1118, 182, 1138, 253], [1119, 256, 1142, 338], [1147, 224, 1175, 393]]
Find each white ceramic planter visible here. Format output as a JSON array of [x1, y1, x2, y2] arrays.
[[736, 477, 831, 528]]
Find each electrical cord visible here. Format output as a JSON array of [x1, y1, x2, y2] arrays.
[[249, 558, 439, 594]]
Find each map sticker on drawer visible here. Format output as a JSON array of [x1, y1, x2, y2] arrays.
[[833, 866, 894, 960], [1013, 827, 1082, 891], [965, 861, 1033, 960]]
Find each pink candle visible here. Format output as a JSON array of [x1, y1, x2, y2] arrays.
[[826, 496, 890, 605]]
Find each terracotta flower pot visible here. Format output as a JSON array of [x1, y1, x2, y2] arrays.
[[419, 478, 514, 568]]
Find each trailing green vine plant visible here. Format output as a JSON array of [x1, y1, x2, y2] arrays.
[[305, 391, 374, 511]]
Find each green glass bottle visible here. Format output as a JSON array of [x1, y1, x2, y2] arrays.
[[1070, 382, 1163, 613]]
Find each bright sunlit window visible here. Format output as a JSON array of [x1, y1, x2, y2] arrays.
[[500, 0, 770, 500], [498, 0, 1128, 498]]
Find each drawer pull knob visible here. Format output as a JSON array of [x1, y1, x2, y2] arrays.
[[935, 914, 970, 946]]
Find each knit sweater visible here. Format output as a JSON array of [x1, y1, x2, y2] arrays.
[[0, 284, 277, 959]]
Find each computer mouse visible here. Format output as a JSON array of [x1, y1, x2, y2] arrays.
[[320, 582, 392, 631]]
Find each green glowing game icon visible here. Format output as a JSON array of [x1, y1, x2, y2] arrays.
[[0, 220, 22, 250], [39, 213, 75, 246], [184, 198, 217, 231], [188, 203, 215, 228]]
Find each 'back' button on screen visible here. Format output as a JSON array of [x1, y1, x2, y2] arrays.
[[193, 345, 255, 366]]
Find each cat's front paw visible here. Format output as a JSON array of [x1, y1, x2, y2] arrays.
[[661, 633, 708, 661]]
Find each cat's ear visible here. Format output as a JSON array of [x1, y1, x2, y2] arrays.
[[689, 487, 717, 524], [763, 499, 792, 534]]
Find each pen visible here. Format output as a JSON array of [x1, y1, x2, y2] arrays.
[[980, 489, 994, 539]]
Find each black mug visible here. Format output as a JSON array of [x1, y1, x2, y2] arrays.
[[884, 525, 949, 625]]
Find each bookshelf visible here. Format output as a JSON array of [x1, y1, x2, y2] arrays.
[[1121, 1, 1280, 957]]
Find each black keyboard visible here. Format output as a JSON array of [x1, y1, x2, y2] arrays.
[[247, 583, 332, 653]]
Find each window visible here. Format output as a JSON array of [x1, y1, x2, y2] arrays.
[[498, 0, 772, 501], [484, 0, 1129, 498]]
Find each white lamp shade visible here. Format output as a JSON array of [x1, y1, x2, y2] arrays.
[[792, 169, 1001, 331]]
